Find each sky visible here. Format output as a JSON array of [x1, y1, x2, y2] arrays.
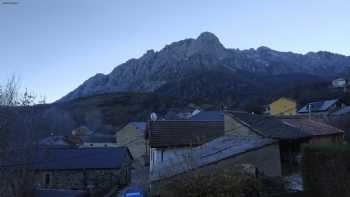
[[0, 0, 349, 102]]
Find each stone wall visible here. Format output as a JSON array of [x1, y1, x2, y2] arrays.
[[35, 167, 130, 193]]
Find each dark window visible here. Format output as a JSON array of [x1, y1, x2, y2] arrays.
[[161, 150, 164, 162], [44, 173, 50, 186]]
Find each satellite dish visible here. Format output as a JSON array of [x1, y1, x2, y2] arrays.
[[150, 113, 158, 121]]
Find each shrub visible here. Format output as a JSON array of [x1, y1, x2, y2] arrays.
[[302, 144, 350, 197], [152, 165, 260, 197]]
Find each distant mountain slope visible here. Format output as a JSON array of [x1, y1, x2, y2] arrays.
[[59, 32, 350, 102], [3, 92, 206, 142]]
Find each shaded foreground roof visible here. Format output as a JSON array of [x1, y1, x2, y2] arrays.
[[32, 147, 132, 170], [190, 111, 224, 121], [298, 99, 338, 113], [280, 118, 344, 136], [230, 112, 310, 140], [150, 136, 276, 181], [149, 120, 224, 148]]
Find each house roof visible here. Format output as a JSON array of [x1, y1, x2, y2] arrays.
[[39, 136, 76, 147], [130, 122, 146, 130], [150, 136, 276, 181], [332, 106, 350, 115], [35, 189, 87, 197], [230, 112, 310, 140], [80, 133, 116, 143], [298, 99, 339, 113], [31, 147, 132, 170], [162, 111, 193, 120], [280, 118, 344, 137], [190, 111, 224, 121], [149, 120, 224, 148]]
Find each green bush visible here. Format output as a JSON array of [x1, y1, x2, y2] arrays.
[[152, 166, 260, 197], [302, 144, 350, 197]]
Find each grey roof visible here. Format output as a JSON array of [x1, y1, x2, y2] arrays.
[[332, 106, 350, 115], [280, 118, 344, 136], [149, 120, 224, 148], [150, 136, 276, 181], [39, 136, 74, 146], [130, 122, 146, 130], [190, 111, 224, 121], [35, 189, 87, 197], [162, 111, 193, 120], [32, 147, 132, 170], [81, 133, 115, 143], [298, 99, 338, 113], [230, 112, 310, 140]]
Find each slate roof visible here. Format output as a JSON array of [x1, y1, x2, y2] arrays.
[[149, 120, 224, 148], [298, 99, 339, 113], [80, 133, 116, 143], [35, 189, 87, 197], [190, 111, 224, 121], [150, 136, 276, 181], [280, 118, 344, 137], [230, 112, 310, 140], [31, 147, 132, 170]]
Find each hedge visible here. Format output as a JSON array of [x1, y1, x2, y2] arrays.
[[302, 144, 350, 197]]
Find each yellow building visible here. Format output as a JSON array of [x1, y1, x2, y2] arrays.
[[267, 97, 297, 116]]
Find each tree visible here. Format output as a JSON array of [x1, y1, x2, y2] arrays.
[[0, 76, 40, 197]]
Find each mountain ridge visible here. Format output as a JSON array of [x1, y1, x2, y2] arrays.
[[59, 32, 350, 102]]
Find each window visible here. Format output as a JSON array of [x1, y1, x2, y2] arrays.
[[44, 173, 51, 186], [161, 150, 164, 162]]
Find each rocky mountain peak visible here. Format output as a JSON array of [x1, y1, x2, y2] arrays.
[[197, 32, 221, 43], [186, 32, 227, 58]]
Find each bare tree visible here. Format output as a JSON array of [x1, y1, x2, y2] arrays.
[[0, 76, 39, 197]]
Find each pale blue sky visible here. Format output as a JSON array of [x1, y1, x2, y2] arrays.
[[1, 0, 349, 102]]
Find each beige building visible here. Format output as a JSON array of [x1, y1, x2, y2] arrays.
[[116, 122, 147, 168]]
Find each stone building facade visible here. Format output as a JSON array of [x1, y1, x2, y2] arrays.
[[31, 147, 133, 195]]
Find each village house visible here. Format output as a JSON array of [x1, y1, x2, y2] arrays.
[[266, 97, 297, 116], [298, 99, 347, 115], [228, 111, 344, 174], [116, 122, 147, 168], [31, 147, 133, 195], [147, 119, 282, 183]]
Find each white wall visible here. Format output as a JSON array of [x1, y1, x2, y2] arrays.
[[150, 147, 197, 177]]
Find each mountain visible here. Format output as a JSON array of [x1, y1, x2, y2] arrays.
[[59, 32, 350, 103], [2, 92, 208, 143]]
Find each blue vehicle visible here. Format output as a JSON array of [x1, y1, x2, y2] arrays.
[[123, 187, 146, 197]]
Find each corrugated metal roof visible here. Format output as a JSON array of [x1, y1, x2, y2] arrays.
[[150, 136, 276, 181], [149, 120, 224, 148], [298, 99, 338, 113]]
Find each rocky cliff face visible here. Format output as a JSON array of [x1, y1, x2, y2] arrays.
[[59, 32, 350, 102]]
